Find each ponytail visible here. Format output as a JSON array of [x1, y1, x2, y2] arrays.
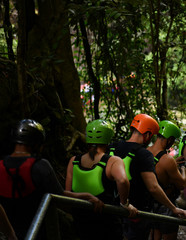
[[88, 144, 98, 160]]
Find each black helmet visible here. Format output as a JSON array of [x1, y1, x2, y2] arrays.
[[12, 119, 45, 146]]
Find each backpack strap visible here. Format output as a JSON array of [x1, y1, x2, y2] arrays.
[[109, 143, 143, 180], [123, 144, 143, 180], [4, 166, 25, 198], [97, 154, 111, 168], [72, 154, 110, 169], [72, 154, 82, 166], [3, 158, 27, 198], [154, 150, 167, 165]]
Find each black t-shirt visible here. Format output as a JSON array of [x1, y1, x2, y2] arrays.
[[110, 141, 156, 211], [31, 158, 64, 194]]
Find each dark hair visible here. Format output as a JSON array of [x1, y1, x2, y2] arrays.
[[88, 144, 98, 160], [88, 144, 107, 160], [157, 133, 166, 139]]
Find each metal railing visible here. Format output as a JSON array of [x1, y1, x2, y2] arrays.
[[25, 193, 186, 240]]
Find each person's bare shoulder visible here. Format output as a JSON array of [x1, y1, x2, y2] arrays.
[[108, 155, 124, 165], [158, 154, 176, 170]]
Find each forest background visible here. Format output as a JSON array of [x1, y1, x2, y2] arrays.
[[0, 0, 185, 182]]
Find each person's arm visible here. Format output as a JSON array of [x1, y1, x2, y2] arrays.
[[107, 156, 129, 205], [180, 166, 186, 185], [165, 155, 186, 189], [32, 159, 64, 194], [107, 156, 138, 217], [141, 171, 186, 217], [0, 205, 18, 240], [65, 156, 75, 191], [63, 190, 104, 212]]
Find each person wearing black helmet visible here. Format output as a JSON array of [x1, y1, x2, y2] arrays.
[[147, 121, 186, 240], [0, 119, 104, 240]]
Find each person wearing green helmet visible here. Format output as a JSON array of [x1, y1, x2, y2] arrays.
[[65, 119, 138, 240], [147, 120, 186, 240]]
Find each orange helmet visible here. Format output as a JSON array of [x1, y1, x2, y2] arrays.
[[130, 114, 159, 137]]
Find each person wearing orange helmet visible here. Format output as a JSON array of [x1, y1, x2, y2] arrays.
[[109, 114, 186, 240]]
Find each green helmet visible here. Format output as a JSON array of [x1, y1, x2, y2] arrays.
[[179, 135, 186, 156], [86, 119, 114, 144], [158, 120, 181, 139]]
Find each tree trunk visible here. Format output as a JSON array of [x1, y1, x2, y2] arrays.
[[148, 0, 169, 120], [17, 0, 30, 117], [27, 0, 86, 133], [79, 17, 100, 120]]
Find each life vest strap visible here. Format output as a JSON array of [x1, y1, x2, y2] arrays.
[[109, 144, 143, 180], [154, 150, 167, 165], [73, 154, 111, 169]]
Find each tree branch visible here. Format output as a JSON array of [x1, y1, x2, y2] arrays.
[[79, 17, 100, 119]]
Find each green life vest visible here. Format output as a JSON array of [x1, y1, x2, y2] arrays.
[[72, 154, 110, 196], [109, 145, 142, 181]]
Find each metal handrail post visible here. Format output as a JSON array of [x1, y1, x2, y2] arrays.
[[25, 193, 52, 240], [45, 203, 61, 240]]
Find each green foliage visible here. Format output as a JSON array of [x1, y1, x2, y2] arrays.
[[68, 0, 185, 137], [0, 29, 8, 56], [0, 0, 185, 149], [0, 28, 17, 59]]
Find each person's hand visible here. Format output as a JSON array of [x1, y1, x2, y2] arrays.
[[87, 195, 104, 213], [173, 207, 186, 218], [127, 204, 138, 218], [175, 156, 185, 167], [120, 202, 138, 218]]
